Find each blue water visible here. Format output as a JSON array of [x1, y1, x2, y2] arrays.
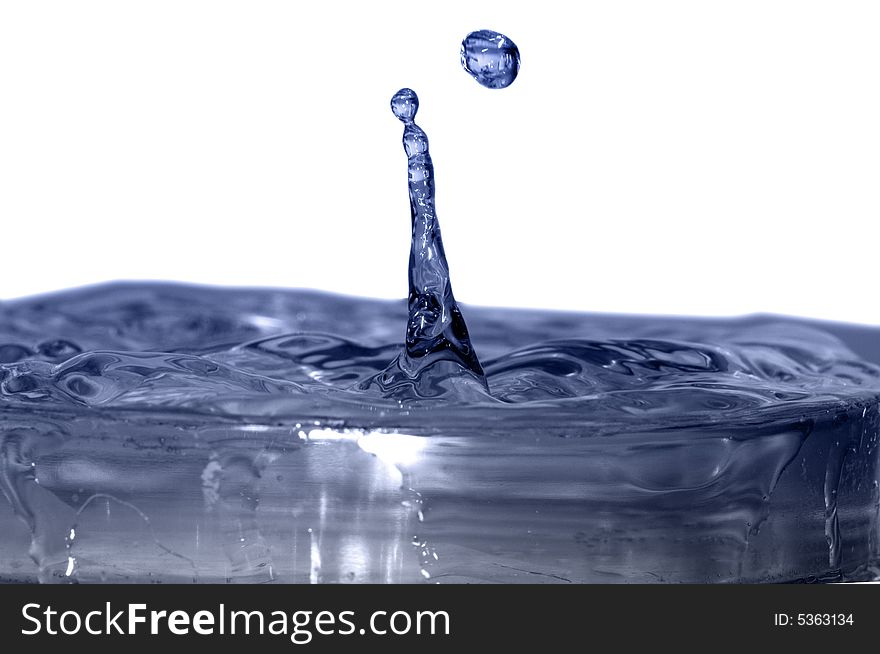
[[367, 89, 487, 400], [0, 88, 879, 584], [460, 30, 520, 89], [1, 282, 879, 583]]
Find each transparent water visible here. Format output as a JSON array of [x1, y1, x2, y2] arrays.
[[1, 283, 880, 583], [0, 88, 878, 584], [460, 30, 520, 89]]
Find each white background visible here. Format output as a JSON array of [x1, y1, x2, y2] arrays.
[[1, 1, 878, 323]]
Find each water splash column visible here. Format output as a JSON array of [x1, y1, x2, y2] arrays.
[[372, 89, 487, 399]]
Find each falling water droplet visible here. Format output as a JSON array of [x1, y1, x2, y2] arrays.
[[460, 29, 521, 89]]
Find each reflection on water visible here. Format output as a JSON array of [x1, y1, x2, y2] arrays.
[[2, 405, 878, 584], [1, 283, 880, 582], [0, 420, 425, 583]]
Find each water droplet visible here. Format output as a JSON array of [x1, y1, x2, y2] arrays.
[[390, 88, 418, 124], [461, 29, 520, 89]]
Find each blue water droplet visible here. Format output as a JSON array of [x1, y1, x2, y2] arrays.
[[460, 29, 520, 89], [391, 88, 419, 123]]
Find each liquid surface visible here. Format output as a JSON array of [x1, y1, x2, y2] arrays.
[[461, 30, 521, 89], [1, 87, 879, 583], [1, 284, 879, 428], [1, 283, 880, 583]]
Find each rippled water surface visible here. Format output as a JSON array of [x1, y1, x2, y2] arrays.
[[1, 282, 879, 583]]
